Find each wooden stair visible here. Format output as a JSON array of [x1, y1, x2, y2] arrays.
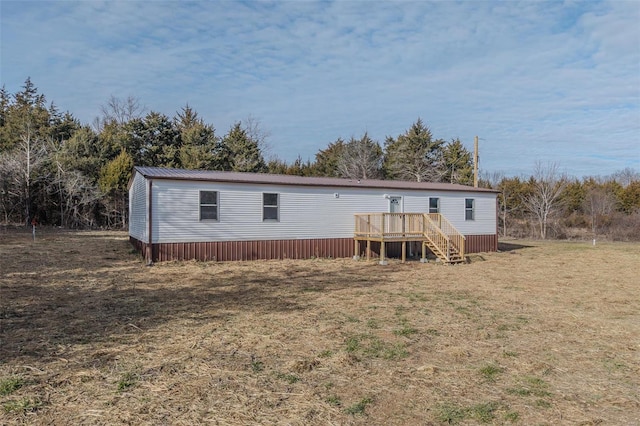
[[421, 214, 466, 264], [423, 238, 465, 264]]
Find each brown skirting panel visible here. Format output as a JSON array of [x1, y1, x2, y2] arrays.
[[465, 234, 498, 253], [130, 236, 354, 262], [130, 234, 497, 263]]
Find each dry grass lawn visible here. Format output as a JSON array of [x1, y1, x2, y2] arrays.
[[1, 229, 638, 425]]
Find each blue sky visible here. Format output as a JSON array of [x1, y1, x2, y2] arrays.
[[1, 0, 639, 178]]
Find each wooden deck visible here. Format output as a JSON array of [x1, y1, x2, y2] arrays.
[[354, 213, 466, 264]]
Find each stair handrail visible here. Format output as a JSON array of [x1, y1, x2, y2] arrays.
[[422, 213, 452, 262], [426, 213, 466, 259]]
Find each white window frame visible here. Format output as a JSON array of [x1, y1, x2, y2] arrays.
[[465, 198, 475, 221], [429, 197, 440, 214], [263, 193, 279, 222], [199, 190, 219, 221]]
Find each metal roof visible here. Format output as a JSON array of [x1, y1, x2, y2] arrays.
[[133, 166, 499, 193]]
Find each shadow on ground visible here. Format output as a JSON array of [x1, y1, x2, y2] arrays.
[[0, 231, 392, 365], [498, 241, 534, 252]]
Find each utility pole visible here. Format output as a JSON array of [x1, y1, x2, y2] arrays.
[[473, 135, 479, 188]]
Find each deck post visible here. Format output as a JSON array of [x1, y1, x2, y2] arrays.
[[366, 239, 371, 261], [402, 213, 405, 237], [421, 242, 427, 263], [379, 240, 387, 265], [353, 239, 360, 260], [401, 241, 406, 263]]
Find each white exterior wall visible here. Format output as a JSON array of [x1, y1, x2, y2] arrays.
[[128, 172, 148, 243], [438, 192, 497, 235], [147, 178, 496, 244]]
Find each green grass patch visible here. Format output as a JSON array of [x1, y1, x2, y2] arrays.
[[2, 398, 42, 414], [469, 402, 498, 422], [251, 360, 265, 373], [326, 394, 341, 406], [345, 334, 408, 360], [0, 377, 23, 396], [535, 399, 552, 408], [507, 375, 552, 398], [366, 318, 380, 329], [435, 402, 466, 424], [345, 336, 362, 353], [405, 292, 428, 302], [276, 372, 300, 384], [318, 349, 333, 358], [117, 371, 139, 392], [436, 401, 501, 424], [345, 397, 373, 415], [394, 324, 418, 337], [504, 411, 520, 422], [479, 363, 503, 382]]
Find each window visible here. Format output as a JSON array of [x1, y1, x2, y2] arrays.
[[429, 197, 440, 214], [263, 193, 279, 221], [200, 191, 218, 221], [465, 198, 475, 221]]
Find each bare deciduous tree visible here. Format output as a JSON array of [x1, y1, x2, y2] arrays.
[[0, 152, 22, 223], [243, 115, 272, 159], [524, 161, 568, 239], [94, 95, 145, 131], [583, 185, 617, 238], [611, 167, 640, 188], [9, 125, 49, 224], [55, 168, 102, 228], [336, 133, 383, 180]]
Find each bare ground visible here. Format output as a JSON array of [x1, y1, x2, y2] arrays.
[[0, 229, 638, 425]]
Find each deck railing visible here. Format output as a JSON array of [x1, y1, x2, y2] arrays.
[[427, 213, 466, 259], [354, 212, 465, 261], [354, 212, 427, 238]]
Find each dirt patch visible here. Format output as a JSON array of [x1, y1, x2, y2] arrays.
[[1, 230, 638, 424]]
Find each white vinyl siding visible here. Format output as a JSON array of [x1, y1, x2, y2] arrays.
[[145, 179, 497, 243], [128, 171, 148, 242]]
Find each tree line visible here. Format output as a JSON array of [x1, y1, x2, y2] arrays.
[[1, 78, 638, 240], [482, 164, 639, 241]]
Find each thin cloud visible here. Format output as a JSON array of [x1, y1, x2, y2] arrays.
[[1, 0, 638, 177]]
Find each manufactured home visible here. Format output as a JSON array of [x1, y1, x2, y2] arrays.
[[128, 166, 499, 264]]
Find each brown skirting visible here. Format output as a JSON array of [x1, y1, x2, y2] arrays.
[[130, 236, 355, 262], [130, 234, 497, 263], [465, 234, 498, 253]]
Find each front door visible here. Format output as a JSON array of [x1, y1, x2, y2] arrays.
[[389, 196, 402, 213], [388, 196, 402, 233]]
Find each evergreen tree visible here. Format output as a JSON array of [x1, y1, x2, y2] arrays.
[[313, 138, 345, 177], [99, 150, 134, 228], [441, 138, 473, 185], [174, 105, 222, 170], [223, 122, 266, 173], [123, 111, 180, 167], [0, 77, 51, 152], [384, 118, 445, 182]]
